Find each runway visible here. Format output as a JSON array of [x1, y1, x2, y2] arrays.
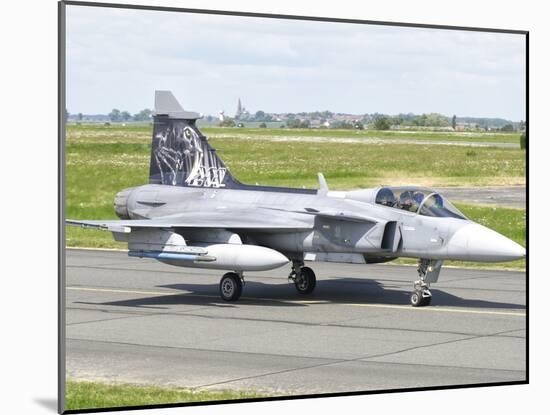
[[65, 249, 526, 396], [436, 186, 526, 209]]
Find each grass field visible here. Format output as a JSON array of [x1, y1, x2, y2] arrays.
[[68, 123, 522, 144], [205, 127, 522, 144], [66, 125, 525, 206], [65, 124, 525, 270], [65, 380, 267, 411]]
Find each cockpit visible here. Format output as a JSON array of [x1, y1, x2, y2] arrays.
[[375, 187, 467, 219]]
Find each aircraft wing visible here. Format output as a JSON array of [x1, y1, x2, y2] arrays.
[[66, 209, 313, 233]]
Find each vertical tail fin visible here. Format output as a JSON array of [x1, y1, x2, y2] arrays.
[[149, 91, 240, 188]]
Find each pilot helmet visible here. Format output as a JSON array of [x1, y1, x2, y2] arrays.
[[400, 190, 414, 204], [377, 188, 397, 206], [413, 191, 425, 205]]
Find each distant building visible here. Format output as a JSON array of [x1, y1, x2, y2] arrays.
[[455, 124, 465, 131], [236, 98, 243, 118], [235, 98, 250, 119]]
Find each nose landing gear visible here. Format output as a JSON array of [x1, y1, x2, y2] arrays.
[[411, 284, 432, 307], [410, 259, 443, 307]]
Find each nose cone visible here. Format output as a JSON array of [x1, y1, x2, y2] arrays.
[[447, 223, 525, 262]]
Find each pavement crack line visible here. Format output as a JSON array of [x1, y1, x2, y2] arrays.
[[67, 314, 151, 327], [66, 336, 524, 378], [66, 337, 342, 363], [191, 327, 525, 390], [443, 273, 525, 284], [65, 304, 524, 339], [65, 305, 217, 323]]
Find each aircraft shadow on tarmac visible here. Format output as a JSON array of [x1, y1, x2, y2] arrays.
[[77, 275, 525, 311]]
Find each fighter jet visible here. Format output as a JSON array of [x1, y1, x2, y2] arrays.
[[67, 91, 526, 307]]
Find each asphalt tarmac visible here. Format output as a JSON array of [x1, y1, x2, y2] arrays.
[[65, 249, 526, 396], [436, 186, 526, 209]]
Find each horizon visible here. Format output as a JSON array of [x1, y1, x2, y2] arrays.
[[66, 6, 526, 121], [67, 104, 522, 123]]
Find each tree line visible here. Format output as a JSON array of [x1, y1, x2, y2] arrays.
[[69, 107, 524, 133], [107, 108, 152, 122]]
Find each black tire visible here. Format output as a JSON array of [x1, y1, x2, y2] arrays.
[[219, 272, 242, 301], [295, 267, 316, 294], [410, 290, 431, 307], [410, 290, 424, 307]]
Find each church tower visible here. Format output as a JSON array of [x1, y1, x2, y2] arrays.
[[236, 98, 243, 119]]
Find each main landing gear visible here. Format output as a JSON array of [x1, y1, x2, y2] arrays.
[[218, 261, 317, 302], [219, 272, 244, 301], [288, 260, 316, 295]]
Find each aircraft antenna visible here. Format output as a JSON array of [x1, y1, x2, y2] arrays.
[[317, 173, 329, 196]]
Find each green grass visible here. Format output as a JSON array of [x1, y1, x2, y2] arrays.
[[203, 127, 521, 144], [66, 126, 525, 197], [67, 123, 522, 144], [208, 138, 524, 188], [65, 380, 268, 411], [65, 124, 525, 269]]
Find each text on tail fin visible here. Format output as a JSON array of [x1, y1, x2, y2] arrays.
[[149, 91, 239, 188]]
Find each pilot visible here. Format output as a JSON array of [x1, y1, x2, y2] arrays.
[[413, 191, 425, 206], [399, 190, 415, 211], [376, 188, 397, 207]]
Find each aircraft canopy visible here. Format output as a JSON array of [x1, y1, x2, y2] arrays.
[[375, 187, 467, 220]]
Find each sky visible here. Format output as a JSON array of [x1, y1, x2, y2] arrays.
[[66, 5, 526, 120]]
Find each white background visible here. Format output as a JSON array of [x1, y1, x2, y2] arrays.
[[0, 0, 542, 414]]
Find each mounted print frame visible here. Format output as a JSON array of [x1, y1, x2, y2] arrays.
[[59, 1, 528, 413]]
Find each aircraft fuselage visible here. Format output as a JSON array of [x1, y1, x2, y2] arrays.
[[117, 184, 524, 264]]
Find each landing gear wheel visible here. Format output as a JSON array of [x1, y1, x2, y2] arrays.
[[410, 258, 439, 307], [219, 272, 242, 302], [410, 290, 431, 307], [295, 266, 316, 294]]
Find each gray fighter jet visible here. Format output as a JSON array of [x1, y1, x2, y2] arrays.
[[67, 91, 525, 307]]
